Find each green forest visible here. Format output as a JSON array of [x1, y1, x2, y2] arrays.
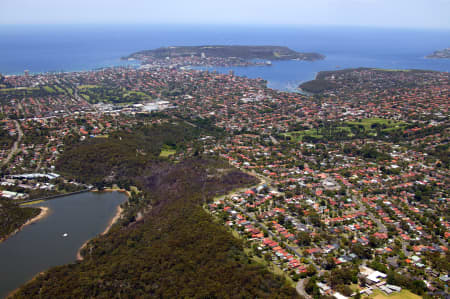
[[57, 122, 208, 185], [0, 201, 40, 240], [13, 123, 299, 298]]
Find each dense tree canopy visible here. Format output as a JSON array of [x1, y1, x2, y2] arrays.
[[14, 126, 299, 298]]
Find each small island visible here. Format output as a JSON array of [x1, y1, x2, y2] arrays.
[[426, 47, 450, 59], [123, 45, 325, 68]]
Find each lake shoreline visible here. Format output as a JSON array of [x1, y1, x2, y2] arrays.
[[76, 189, 128, 261], [102, 204, 123, 236], [6, 271, 45, 299], [0, 206, 50, 244], [1, 191, 127, 298], [76, 204, 124, 261]]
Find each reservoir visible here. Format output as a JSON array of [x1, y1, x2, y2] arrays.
[[0, 191, 127, 298]]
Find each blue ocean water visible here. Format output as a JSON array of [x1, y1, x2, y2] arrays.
[[0, 25, 449, 90]]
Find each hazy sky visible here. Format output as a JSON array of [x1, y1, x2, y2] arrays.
[[1, 0, 450, 29]]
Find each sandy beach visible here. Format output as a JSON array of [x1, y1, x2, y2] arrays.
[[102, 205, 123, 235], [76, 204, 123, 261], [98, 188, 132, 197], [76, 240, 89, 261], [0, 206, 50, 244]]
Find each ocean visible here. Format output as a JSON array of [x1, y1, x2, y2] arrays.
[[0, 25, 449, 91]]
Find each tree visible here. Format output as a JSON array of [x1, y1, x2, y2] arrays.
[[324, 256, 336, 270], [330, 266, 359, 287], [351, 243, 372, 259], [369, 235, 381, 248], [305, 277, 320, 297], [297, 231, 311, 246], [306, 264, 317, 276]]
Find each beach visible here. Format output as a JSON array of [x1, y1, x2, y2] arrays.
[[102, 204, 123, 235], [76, 204, 123, 261], [0, 206, 50, 244]]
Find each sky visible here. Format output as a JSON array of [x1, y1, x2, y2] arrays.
[[1, 0, 450, 29]]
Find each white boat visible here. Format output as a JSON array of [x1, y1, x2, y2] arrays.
[[62, 233, 68, 237]]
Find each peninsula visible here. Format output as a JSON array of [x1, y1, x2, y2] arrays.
[[426, 47, 450, 59], [123, 45, 325, 68], [299, 67, 440, 93]]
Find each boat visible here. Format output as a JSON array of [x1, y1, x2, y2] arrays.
[[62, 233, 68, 237]]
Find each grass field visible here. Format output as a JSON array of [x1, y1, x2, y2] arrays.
[[53, 85, 65, 93], [365, 289, 421, 299], [344, 118, 406, 130], [159, 149, 176, 157], [0, 87, 38, 92], [20, 200, 44, 206], [283, 129, 323, 141], [123, 91, 150, 98], [159, 145, 176, 158], [78, 85, 99, 89], [284, 118, 408, 141], [43, 86, 55, 93]]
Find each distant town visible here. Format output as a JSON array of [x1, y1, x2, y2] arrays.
[[0, 53, 448, 298], [124, 45, 325, 68], [426, 48, 450, 59]]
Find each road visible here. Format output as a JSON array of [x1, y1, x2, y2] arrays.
[[2, 120, 23, 167], [234, 204, 316, 298], [269, 135, 279, 145], [216, 170, 315, 298], [35, 140, 51, 172], [233, 191, 321, 255], [353, 196, 387, 233], [296, 279, 312, 299], [73, 86, 97, 113]]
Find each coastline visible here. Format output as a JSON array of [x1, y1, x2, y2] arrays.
[[0, 206, 50, 244], [76, 204, 123, 261], [6, 271, 45, 299], [76, 190, 127, 261], [7, 191, 128, 297], [76, 239, 89, 261], [101, 188, 132, 198], [101, 205, 123, 236]]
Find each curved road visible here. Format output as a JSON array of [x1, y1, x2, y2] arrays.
[[216, 170, 315, 298], [296, 279, 312, 299], [2, 120, 23, 167]]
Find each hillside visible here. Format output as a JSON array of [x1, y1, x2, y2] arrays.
[[299, 67, 442, 93], [0, 202, 40, 240], [13, 124, 299, 298]]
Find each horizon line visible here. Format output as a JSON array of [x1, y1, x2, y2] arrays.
[[1, 23, 450, 31]]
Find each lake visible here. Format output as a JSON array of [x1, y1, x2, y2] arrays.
[[0, 191, 127, 298]]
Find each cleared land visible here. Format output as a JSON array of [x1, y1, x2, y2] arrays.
[[284, 118, 408, 141], [367, 289, 421, 299]]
